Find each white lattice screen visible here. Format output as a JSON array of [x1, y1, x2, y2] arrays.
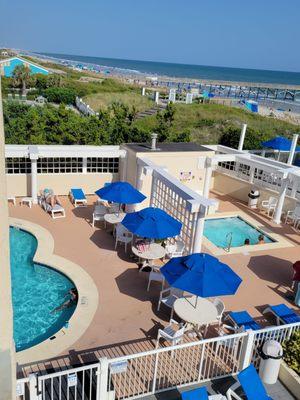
[[150, 171, 198, 254]]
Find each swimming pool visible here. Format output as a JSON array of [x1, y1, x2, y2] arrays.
[[10, 227, 76, 351], [204, 216, 275, 248]]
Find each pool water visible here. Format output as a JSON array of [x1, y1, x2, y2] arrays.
[[10, 227, 76, 351], [204, 217, 274, 248]]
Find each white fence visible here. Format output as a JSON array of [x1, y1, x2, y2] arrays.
[[17, 322, 300, 400], [75, 97, 98, 117]]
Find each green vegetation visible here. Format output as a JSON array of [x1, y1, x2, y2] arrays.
[[134, 103, 299, 148], [12, 64, 31, 95], [83, 91, 152, 113], [43, 87, 77, 105], [283, 331, 300, 375], [3, 101, 179, 145]]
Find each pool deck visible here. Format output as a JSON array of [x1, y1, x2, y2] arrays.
[[9, 191, 300, 375]]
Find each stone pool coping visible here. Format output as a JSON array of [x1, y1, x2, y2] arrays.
[[203, 211, 294, 256], [10, 218, 99, 365]]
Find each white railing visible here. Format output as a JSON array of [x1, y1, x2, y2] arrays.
[[16, 322, 300, 400]]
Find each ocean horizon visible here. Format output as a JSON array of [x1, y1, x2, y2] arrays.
[[39, 52, 300, 86]]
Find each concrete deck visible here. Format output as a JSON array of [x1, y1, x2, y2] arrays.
[[9, 191, 300, 374]]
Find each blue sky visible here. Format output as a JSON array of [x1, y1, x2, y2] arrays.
[[1, 0, 300, 72]]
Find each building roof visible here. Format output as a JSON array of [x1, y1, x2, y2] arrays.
[[124, 142, 212, 153], [0, 56, 49, 77]]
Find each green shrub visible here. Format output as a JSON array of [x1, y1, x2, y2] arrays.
[[282, 330, 300, 375], [43, 87, 77, 105]]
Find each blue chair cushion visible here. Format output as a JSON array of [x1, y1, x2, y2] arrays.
[[181, 387, 208, 400], [229, 311, 261, 331], [270, 304, 300, 324], [71, 188, 86, 200], [238, 364, 272, 400]]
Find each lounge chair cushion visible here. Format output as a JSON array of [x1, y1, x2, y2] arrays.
[[270, 304, 300, 324], [182, 387, 208, 400], [229, 311, 261, 331], [238, 364, 272, 400], [71, 188, 86, 200]]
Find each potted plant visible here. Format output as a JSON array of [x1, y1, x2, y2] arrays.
[[279, 331, 300, 399]]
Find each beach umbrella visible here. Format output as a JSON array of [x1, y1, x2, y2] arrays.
[[95, 181, 146, 205], [122, 207, 182, 239], [161, 253, 242, 298], [261, 136, 300, 152]]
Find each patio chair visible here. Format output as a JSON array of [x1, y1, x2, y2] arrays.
[[69, 188, 87, 207], [115, 223, 133, 253], [92, 204, 106, 227], [165, 239, 185, 259], [156, 319, 186, 348], [213, 298, 225, 326], [224, 311, 262, 332], [285, 205, 300, 228], [263, 303, 300, 325], [182, 386, 226, 400], [260, 196, 277, 216], [157, 287, 184, 317], [147, 269, 165, 291], [226, 364, 273, 400]]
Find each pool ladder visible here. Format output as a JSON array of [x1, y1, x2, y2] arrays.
[[224, 232, 233, 252]]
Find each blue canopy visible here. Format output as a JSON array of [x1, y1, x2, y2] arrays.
[[161, 253, 242, 297], [261, 136, 300, 151], [95, 181, 146, 205], [122, 207, 182, 239]]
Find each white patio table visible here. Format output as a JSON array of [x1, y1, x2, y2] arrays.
[[104, 212, 125, 235], [174, 295, 218, 337], [132, 243, 166, 270]]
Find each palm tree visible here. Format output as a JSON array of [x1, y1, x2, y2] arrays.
[[12, 64, 31, 95]]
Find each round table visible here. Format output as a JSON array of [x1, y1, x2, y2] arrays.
[[104, 212, 125, 225], [132, 243, 166, 269], [174, 296, 218, 334]]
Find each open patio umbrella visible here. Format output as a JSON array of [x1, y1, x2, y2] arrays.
[[122, 207, 182, 239], [95, 181, 146, 205], [261, 136, 300, 152], [161, 253, 242, 298]]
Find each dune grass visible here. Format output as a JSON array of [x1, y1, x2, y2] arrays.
[[134, 102, 299, 145], [83, 91, 153, 113]]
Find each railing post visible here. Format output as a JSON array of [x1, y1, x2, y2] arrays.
[[239, 331, 255, 370], [98, 357, 109, 400], [28, 374, 39, 400], [151, 352, 159, 394]]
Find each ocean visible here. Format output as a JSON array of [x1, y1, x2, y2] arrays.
[[39, 52, 300, 86]]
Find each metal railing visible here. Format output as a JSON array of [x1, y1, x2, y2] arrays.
[[16, 321, 300, 400]]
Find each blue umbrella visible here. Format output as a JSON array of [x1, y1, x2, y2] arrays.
[[261, 136, 300, 151], [161, 253, 242, 297], [122, 207, 182, 239], [95, 181, 146, 205]]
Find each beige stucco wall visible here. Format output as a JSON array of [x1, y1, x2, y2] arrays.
[[37, 173, 118, 195], [6, 172, 119, 197], [6, 174, 31, 197], [141, 151, 214, 193], [121, 146, 215, 199], [212, 171, 299, 213]]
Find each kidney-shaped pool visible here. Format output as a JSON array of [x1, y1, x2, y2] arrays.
[[10, 226, 76, 351]]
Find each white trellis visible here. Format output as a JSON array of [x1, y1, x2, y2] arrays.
[[137, 158, 216, 254]]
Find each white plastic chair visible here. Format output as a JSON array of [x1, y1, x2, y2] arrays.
[[285, 205, 300, 228], [115, 224, 133, 253], [165, 240, 185, 259], [213, 298, 225, 326], [157, 287, 184, 317], [156, 319, 186, 348], [92, 205, 106, 227], [147, 270, 165, 291], [261, 196, 277, 216]]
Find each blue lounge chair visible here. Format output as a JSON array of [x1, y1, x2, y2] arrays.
[[182, 387, 225, 400], [263, 304, 300, 325], [226, 364, 273, 400], [70, 188, 87, 207], [225, 311, 262, 331]]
